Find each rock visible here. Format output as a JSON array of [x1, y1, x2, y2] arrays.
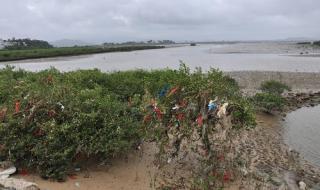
[[299, 181, 307, 190], [75, 182, 80, 188], [0, 178, 39, 190]]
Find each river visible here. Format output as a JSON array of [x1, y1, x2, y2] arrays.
[[284, 105, 320, 167], [1, 42, 320, 72]]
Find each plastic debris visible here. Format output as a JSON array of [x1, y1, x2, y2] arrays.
[[57, 102, 65, 111], [217, 103, 229, 118], [196, 115, 203, 126], [0, 166, 16, 180], [23, 94, 30, 100], [19, 168, 29, 176], [176, 113, 184, 121], [47, 75, 53, 84], [158, 84, 170, 97], [154, 107, 162, 120], [167, 87, 178, 97], [223, 171, 232, 182], [0, 107, 8, 122], [143, 115, 152, 123], [172, 104, 180, 110], [208, 100, 217, 111], [69, 174, 77, 180], [15, 100, 21, 113], [48, 110, 56, 117]]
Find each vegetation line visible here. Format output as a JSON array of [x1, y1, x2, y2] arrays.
[[0, 45, 164, 62]]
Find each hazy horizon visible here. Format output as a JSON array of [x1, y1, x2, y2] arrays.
[[1, 0, 320, 43]]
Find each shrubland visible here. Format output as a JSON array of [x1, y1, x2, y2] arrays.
[[0, 64, 256, 181], [252, 80, 290, 113], [0, 45, 164, 62]]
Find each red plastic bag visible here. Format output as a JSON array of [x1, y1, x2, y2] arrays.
[[196, 114, 203, 126], [15, 101, 21, 113], [167, 87, 178, 97]]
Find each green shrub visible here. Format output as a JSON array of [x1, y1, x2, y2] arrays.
[[260, 80, 290, 95], [0, 64, 255, 180], [230, 98, 256, 129], [252, 93, 286, 113], [0, 46, 164, 62], [0, 67, 142, 180]]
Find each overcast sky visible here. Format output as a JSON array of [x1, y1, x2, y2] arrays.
[[1, 0, 320, 43]]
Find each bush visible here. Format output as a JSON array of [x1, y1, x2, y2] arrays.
[[252, 93, 286, 113], [0, 64, 256, 180], [0, 67, 142, 180], [260, 80, 290, 95]]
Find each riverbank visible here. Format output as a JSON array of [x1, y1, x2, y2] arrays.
[[227, 71, 320, 96], [0, 45, 164, 62]]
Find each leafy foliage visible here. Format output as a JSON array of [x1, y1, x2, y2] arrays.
[[252, 93, 286, 113], [260, 80, 291, 95], [3, 38, 53, 50], [253, 80, 290, 113], [314, 41, 320, 46], [0, 64, 255, 180], [0, 45, 164, 62]]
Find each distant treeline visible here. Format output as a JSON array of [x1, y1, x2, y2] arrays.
[[3, 38, 53, 50], [0, 45, 164, 62], [103, 40, 175, 46], [297, 41, 320, 46]]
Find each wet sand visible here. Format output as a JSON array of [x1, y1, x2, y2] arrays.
[[16, 143, 158, 190]]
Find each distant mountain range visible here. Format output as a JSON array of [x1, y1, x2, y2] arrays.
[[50, 39, 93, 47]]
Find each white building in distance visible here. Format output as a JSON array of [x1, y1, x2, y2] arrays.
[[0, 39, 4, 49]]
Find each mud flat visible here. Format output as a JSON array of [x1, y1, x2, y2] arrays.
[[227, 71, 320, 95]]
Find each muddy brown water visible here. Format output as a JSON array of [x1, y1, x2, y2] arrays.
[[283, 105, 320, 167]]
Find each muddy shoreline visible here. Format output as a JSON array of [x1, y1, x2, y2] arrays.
[[226, 71, 320, 96]]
